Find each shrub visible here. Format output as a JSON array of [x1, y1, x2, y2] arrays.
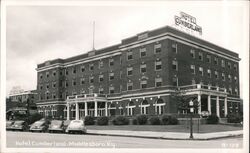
[[132, 118, 137, 125], [136, 114, 148, 125], [227, 113, 242, 123], [84, 116, 95, 125], [206, 114, 219, 124], [161, 115, 178, 125], [149, 116, 161, 125], [25, 113, 43, 124], [97, 116, 109, 125], [112, 116, 129, 125]]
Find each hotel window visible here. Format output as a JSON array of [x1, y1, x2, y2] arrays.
[[234, 64, 237, 71], [72, 80, 76, 86], [190, 49, 195, 58], [221, 59, 225, 67], [65, 70, 68, 75], [53, 82, 56, 88], [46, 93, 49, 100], [127, 67, 133, 76], [206, 54, 211, 63], [190, 65, 195, 74], [109, 72, 114, 81], [140, 64, 147, 73], [155, 59, 162, 71], [154, 44, 161, 53], [222, 73, 225, 81], [81, 66, 85, 72], [65, 81, 68, 87], [99, 87, 104, 94], [39, 74, 43, 79], [89, 64, 94, 71], [235, 88, 238, 95], [99, 60, 104, 68], [99, 74, 104, 82], [80, 78, 85, 85], [228, 62, 232, 69], [155, 78, 162, 87], [73, 68, 76, 74], [207, 69, 211, 78], [228, 87, 232, 95], [127, 82, 133, 91], [40, 85, 43, 90], [141, 100, 149, 115], [172, 43, 177, 53], [199, 67, 203, 76], [228, 75, 232, 82], [140, 48, 147, 57], [215, 71, 219, 79], [52, 93, 56, 99], [198, 52, 203, 61], [214, 57, 218, 65], [172, 60, 178, 71], [234, 76, 237, 83], [89, 76, 94, 83], [173, 77, 178, 86], [109, 59, 114, 66], [60, 71, 63, 76], [53, 71, 56, 76], [109, 86, 115, 94], [46, 84, 49, 89], [141, 80, 147, 89], [46, 72, 49, 78], [127, 51, 133, 60]]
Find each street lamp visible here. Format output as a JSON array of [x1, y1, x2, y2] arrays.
[[189, 100, 194, 139]]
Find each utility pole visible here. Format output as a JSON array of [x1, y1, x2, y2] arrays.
[[92, 21, 95, 51]]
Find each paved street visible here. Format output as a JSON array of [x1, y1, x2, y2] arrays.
[[6, 131, 242, 148]]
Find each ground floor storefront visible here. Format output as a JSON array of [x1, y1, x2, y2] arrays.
[[36, 84, 242, 120]]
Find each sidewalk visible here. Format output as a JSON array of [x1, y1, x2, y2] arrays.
[[87, 129, 243, 140]]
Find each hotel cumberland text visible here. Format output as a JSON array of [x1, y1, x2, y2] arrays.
[[36, 25, 242, 120]]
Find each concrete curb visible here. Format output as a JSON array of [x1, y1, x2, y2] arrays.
[[86, 132, 243, 141]]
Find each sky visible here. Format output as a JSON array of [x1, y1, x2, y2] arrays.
[[4, 1, 249, 96]]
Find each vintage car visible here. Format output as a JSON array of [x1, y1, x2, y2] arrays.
[[11, 120, 29, 131], [6, 120, 14, 131], [48, 120, 65, 133], [66, 120, 87, 134], [29, 119, 49, 132]]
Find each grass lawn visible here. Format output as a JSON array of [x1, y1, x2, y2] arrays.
[[86, 124, 242, 133]]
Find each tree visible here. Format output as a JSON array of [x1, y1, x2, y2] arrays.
[[170, 90, 199, 114]]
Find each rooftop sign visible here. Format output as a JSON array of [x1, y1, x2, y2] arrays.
[[174, 12, 202, 35]]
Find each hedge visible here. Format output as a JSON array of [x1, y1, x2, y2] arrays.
[[149, 116, 161, 125], [84, 116, 95, 125], [161, 115, 178, 125], [136, 114, 148, 125], [227, 113, 242, 123], [206, 114, 219, 124], [112, 116, 129, 125], [97, 116, 109, 125]]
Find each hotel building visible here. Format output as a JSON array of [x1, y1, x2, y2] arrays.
[[36, 25, 241, 120]]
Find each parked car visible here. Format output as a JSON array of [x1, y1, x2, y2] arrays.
[[66, 120, 87, 134], [6, 121, 14, 131], [48, 120, 64, 133], [11, 120, 29, 131], [29, 119, 49, 132]]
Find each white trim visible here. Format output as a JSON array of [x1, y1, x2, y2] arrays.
[[37, 51, 121, 72]]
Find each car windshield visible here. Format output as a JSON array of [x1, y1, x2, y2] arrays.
[[63, 120, 71, 126], [51, 120, 62, 125], [32, 121, 44, 126], [14, 121, 24, 125], [6, 121, 13, 126]]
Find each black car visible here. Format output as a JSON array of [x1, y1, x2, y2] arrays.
[[29, 119, 50, 132], [48, 120, 65, 133], [6, 121, 14, 131], [11, 120, 29, 131]]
